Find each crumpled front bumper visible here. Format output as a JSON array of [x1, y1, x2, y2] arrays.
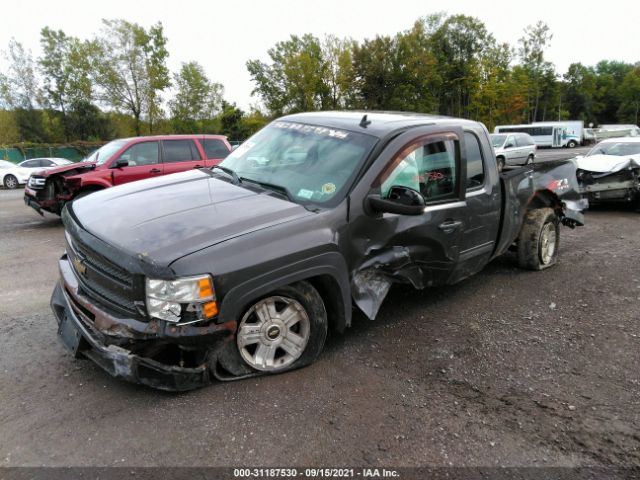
[[51, 256, 237, 391]]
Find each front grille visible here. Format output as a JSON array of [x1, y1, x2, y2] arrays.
[[65, 232, 144, 318]]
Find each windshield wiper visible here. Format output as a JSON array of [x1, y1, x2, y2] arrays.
[[212, 165, 241, 184], [239, 177, 294, 202]]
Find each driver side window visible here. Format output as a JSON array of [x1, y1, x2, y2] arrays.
[[381, 136, 459, 203], [116, 142, 159, 167]]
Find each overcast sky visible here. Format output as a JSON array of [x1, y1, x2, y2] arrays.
[[1, 0, 638, 110]]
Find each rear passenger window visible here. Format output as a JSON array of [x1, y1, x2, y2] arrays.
[[199, 139, 230, 159], [464, 132, 485, 190], [163, 140, 201, 163], [516, 135, 531, 147]]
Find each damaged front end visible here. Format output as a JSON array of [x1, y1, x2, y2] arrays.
[[51, 255, 237, 391], [51, 209, 242, 391], [24, 167, 89, 215], [577, 167, 640, 207]]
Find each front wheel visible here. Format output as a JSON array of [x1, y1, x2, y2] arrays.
[[567, 140, 578, 148], [517, 208, 560, 270], [497, 157, 505, 172], [3, 175, 18, 189], [526, 154, 534, 165], [236, 281, 327, 374]]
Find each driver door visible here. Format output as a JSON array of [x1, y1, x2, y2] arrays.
[[348, 127, 468, 289], [110, 141, 163, 185]]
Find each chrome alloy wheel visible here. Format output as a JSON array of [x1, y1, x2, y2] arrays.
[[237, 296, 311, 372], [539, 222, 557, 265]]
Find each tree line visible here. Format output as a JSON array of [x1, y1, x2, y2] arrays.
[[1, 14, 639, 147], [248, 14, 640, 129], [0, 19, 266, 145]]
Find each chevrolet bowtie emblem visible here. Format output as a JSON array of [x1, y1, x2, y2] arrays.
[[72, 256, 87, 276]]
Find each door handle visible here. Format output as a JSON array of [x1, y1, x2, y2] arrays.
[[438, 220, 462, 234], [149, 168, 162, 174], [193, 164, 204, 169]]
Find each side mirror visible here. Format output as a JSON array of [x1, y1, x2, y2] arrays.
[[504, 143, 514, 149], [110, 158, 129, 169], [368, 186, 425, 216]]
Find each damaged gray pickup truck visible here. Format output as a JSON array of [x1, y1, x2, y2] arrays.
[[51, 112, 586, 391]]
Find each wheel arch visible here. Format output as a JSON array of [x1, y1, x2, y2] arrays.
[[217, 252, 352, 333], [527, 189, 563, 217]]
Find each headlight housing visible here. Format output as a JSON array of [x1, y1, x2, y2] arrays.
[[145, 274, 218, 323]]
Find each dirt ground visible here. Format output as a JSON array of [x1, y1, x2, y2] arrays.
[[0, 186, 639, 468]]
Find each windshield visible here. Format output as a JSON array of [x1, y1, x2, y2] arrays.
[[490, 134, 506, 148], [587, 142, 640, 157], [85, 140, 127, 165], [218, 121, 377, 206], [0, 160, 14, 169]]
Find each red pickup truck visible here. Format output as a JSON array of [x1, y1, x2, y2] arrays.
[[24, 134, 232, 215]]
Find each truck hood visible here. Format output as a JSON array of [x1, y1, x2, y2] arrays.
[[35, 161, 96, 177], [70, 169, 313, 267], [575, 154, 640, 174]]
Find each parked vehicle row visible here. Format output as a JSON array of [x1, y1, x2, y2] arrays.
[[494, 121, 583, 148], [49, 111, 586, 390], [0, 158, 72, 189], [24, 135, 231, 215]]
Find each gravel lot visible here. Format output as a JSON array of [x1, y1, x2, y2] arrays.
[[1, 168, 639, 468]]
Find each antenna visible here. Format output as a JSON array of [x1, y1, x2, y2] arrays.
[[359, 114, 372, 128]]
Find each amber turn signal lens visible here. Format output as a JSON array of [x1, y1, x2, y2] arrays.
[[203, 301, 218, 318], [198, 278, 214, 299]]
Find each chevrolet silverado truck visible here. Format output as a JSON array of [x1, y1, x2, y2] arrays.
[[24, 134, 231, 215], [51, 112, 586, 391]]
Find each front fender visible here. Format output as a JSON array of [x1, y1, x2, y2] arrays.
[[217, 251, 352, 331]]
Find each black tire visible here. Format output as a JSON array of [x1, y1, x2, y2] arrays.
[[517, 208, 560, 270], [526, 154, 534, 165], [497, 156, 505, 172], [3, 174, 18, 189], [235, 281, 328, 375], [567, 140, 578, 148]]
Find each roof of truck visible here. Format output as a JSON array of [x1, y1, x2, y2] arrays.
[[280, 111, 484, 138]]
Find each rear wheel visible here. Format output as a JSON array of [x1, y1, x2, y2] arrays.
[[517, 208, 560, 270], [3, 175, 18, 189], [497, 156, 505, 172], [236, 281, 327, 374], [567, 140, 578, 148]]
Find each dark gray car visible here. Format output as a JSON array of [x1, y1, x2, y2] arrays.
[[50, 112, 585, 390]]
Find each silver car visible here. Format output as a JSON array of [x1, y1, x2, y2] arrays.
[[490, 133, 537, 171]]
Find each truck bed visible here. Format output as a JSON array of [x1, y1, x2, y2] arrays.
[[494, 160, 586, 258]]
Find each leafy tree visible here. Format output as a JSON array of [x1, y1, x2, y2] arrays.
[[66, 99, 112, 140], [594, 61, 634, 124], [0, 39, 41, 110], [425, 14, 492, 117], [351, 35, 396, 109], [563, 63, 598, 123], [322, 35, 356, 109], [39, 27, 95, 139], [618, 66, 640, 125], [247, 34, 329, 115], [169, 61, 223, 133], [518, 21, 554, 122], [91, 19, 170, 135]]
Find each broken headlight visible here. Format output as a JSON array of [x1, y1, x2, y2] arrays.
[[145, 275, 218, 323]]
